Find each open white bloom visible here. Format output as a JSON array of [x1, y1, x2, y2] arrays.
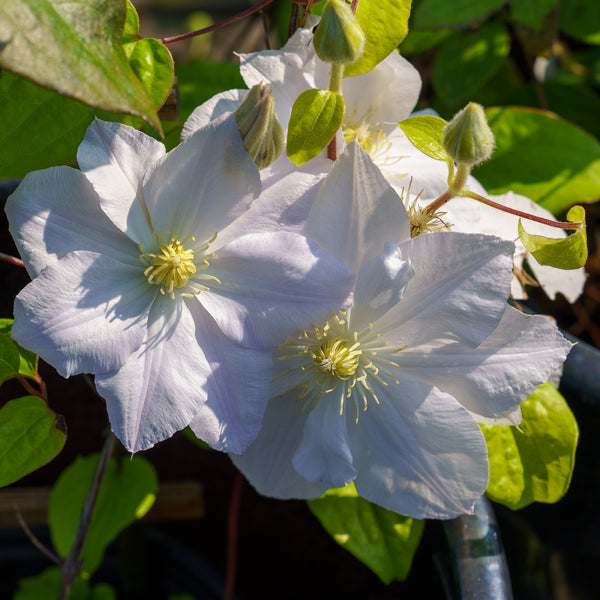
[[232, 143, 572, 519], [6, 117, 354, 453]]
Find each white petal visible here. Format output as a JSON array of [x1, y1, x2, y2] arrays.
[[305, 142, 411, 272], [187, 301, 273, 454], [351, 243, 414, 326], [353, 378, 489, 519], [143, 114, 260, 241], [377, 232, 514, 348], [474, 406, 522, 426], [198, 232, 355, 348], [6, 167, 139, 278], [527, 256, 586, 302], [12, 251, 153, 377], [77, 118, 164, 244], [231, 391, 330, 499], [394, 305, 572, 418], [342, 50, 421, 128], [292, 401, 357, 488], [240, 26, 328, 131], [181, 89, 246, 141]]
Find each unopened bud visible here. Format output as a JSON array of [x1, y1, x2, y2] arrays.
[[313, 0, 365, 65], [443, 102, 495, 166], [234, 83, 284, 170]]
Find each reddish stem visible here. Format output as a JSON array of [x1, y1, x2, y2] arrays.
[[0, 252, 24, 268], [224, 471, 244, 600], [351, 0, 359, 13]]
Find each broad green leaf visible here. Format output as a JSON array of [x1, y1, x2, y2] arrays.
[[519, 205, 587, 269], [473, 107, 600, 214], [559, 0, 600, 45], [0, 396, 67, 487], [510, 0, 557, 30], [0, 0, 163, 133], [398, 115, 451, 162], [49, 453, 158, 576], [483, 382, 578, 510], [432, 22, 511, 104], [344, 0, 411, 77], [13, 566, 115, 600], [414, 0, 506, 29], [0, 318, 38, 379], [0, 72, 94, 179], [0, 331, 20, 385], [308, 483, 425, 583], [399, 28, 453, 56], [122, 0, 139, 43], [287, 89, 344, 165]]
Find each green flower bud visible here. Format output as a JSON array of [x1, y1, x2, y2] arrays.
[[313, 0, 365, 65], [442, 102, 495, 166], [234, 83, 284, 170]]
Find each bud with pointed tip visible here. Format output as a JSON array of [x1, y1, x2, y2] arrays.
[[234, 83, 284, 170], [443, 102, 495, 167], [313, 0, 365, 65]]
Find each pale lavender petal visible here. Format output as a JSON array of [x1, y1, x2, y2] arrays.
[[352, 378, 489, 519], [6, 167, 138, 278], [198, 232, 355, 348], [12, 251, 153, 377], [231, 392, 330, 499], [181, 89, 246, 140], [97, 295, 206, 452], [394, 306, 572, 418], [292, 401, 357, 488], [77, 118, 164, 244], [376, 232, 514, 348], [143, 114, 260, 241], [351, 243, 414, 326], [187, 300, 273, 454], [305, 142, 411, 272]]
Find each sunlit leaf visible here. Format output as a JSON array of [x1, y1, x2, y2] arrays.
[[432, 21, 511, 104], [287, 89, 344, 165], [473, 107, 600, 214], [344, 0, 411, 77], [0, 396, 67, 488], [414, 0, 506, 29], [308, 483, 424, 583], [0, 319, 39, 379], [519, 205, 587, 269], [49, 453, 158, 576], [483, 382, 578, 510], [398, 115, 450, 162], [0, 0, 162, 132]]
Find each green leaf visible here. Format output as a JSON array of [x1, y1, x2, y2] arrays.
[[287, 89, 344, 165], [432, 21, 511, 104], [414, 0, 506, 29], [308, 483, 425, 583], [510, 0, 557, 30], [398, 115, 451, 162], [398, 28, 453, 56], [483, 382, 578, 510], [0, 331, 20, 385], [0, 72, 94, 179], [122, 0, 139, 43], [0, 0, 163, 133], [49, 453, 158, 576], [344, 0, 411, 77], [473, 107, 600, 214], [13, 566, 115, 600], [0, 396, 67, 488], [559, 0, 600, 45], [518, 205, 587, 269], [0, 318, 38, 379]]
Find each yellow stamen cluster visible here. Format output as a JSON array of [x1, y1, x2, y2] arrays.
[[277, 311, 405, 423], [343, 119, 391, 163], [401, 183, 451, 238], [140, 232, 219, 298]]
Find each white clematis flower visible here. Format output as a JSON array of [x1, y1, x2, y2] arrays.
[[232, 143, 572, 519], [6, 116, 354, 453]]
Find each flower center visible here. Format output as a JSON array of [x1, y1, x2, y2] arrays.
[[140, 232, 220, 298], [277, 311, 405, 422], [343, 119, 391, 161], [313, 338, 360, 379]]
